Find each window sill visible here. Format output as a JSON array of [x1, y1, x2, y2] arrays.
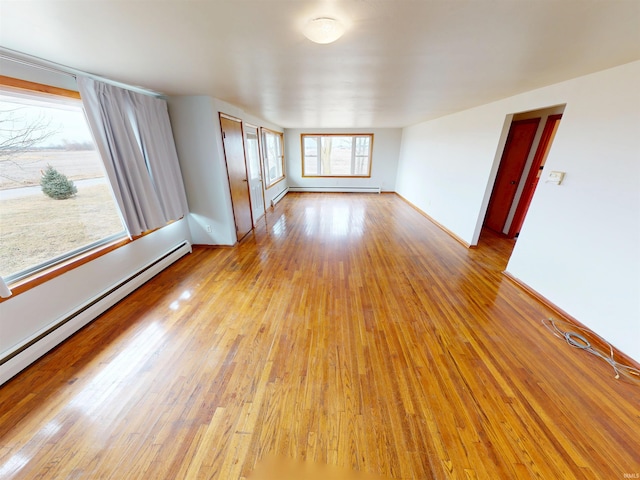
[[265, 176, 286, 189], [1, 236, 130, 302]]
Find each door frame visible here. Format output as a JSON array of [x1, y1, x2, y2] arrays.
[[507, 114, 563, 238], [483, 117, 541, 236], [472, 105, 566, 246]]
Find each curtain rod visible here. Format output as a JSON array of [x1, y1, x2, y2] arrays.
[[0, 47, 165, 98], [0, 51, 76, 79]]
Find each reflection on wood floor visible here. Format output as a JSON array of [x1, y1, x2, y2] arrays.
[[1, 193, 638, 479]]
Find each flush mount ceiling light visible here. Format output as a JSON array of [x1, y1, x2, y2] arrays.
[[303, 17, 345, 44]]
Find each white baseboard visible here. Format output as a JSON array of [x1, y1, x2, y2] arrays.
[[288, 186, 381, 193], [271, 186, 289, 206]]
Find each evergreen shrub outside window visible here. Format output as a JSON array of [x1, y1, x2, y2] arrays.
[[40, 165, 78, 200]]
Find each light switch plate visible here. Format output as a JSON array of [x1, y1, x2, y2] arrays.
[[547, 171, 565, 185]]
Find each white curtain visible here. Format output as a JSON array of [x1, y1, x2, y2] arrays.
[[77, 76, 188, 236], [0, 277, 12, 298], [131, 93, 189, 221]]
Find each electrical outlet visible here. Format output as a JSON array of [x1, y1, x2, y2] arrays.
[[206, 224, 212, 233]]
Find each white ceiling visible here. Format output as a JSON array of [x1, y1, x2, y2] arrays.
[[1, 1, 639, 128]]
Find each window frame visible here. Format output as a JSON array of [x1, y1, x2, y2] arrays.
[[301, 133, 374, 178], [261, 127, 285, 188], [0, 75, 129, 299]]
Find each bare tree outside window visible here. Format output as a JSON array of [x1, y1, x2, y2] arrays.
[[321, 136, 332, 175], [0, 106, 58, 183], [301, 134, 373, 177]]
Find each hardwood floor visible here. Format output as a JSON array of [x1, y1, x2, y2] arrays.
[[1, 193, 638, 479]]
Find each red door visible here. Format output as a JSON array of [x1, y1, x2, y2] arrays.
[[507, 114, 562, 237], [484, 118, 540, 234]]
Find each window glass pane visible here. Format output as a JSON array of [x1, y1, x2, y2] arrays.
[[262, 129, 284, 187], [245, 131, 261, 177], [267, 134, 276, 181], [355, 136, 370, 156], [325, 136, 350, 175], [303, 137, 317, 157], [0, 87, 125, 281], [303, 136, 318, 176], [301, 134, 372, 177]]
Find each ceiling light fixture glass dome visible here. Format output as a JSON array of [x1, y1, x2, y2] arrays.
[[303, 17, 345, 44]]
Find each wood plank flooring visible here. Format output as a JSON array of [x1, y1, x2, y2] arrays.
[[1, 193, 638, 479]]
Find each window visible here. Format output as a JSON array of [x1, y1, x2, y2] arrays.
[[0, 79, 126, 283], [261, 128, 285, 187], [302, 134, 373, 177]]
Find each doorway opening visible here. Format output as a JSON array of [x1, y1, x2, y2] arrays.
[[479, 105, 565, 262]]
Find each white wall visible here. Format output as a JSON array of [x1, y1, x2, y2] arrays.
[[168, 96, 286, 243], [397, 110, 509, 244], [285, 128, 402, 192], [168, 96, 237, 245], [396, 61, 640, 360]]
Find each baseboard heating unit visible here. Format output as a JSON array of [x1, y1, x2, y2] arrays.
[[0, 240, 192, 385], [288, 186, 381, 193], [271, 186, 290, 206]]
